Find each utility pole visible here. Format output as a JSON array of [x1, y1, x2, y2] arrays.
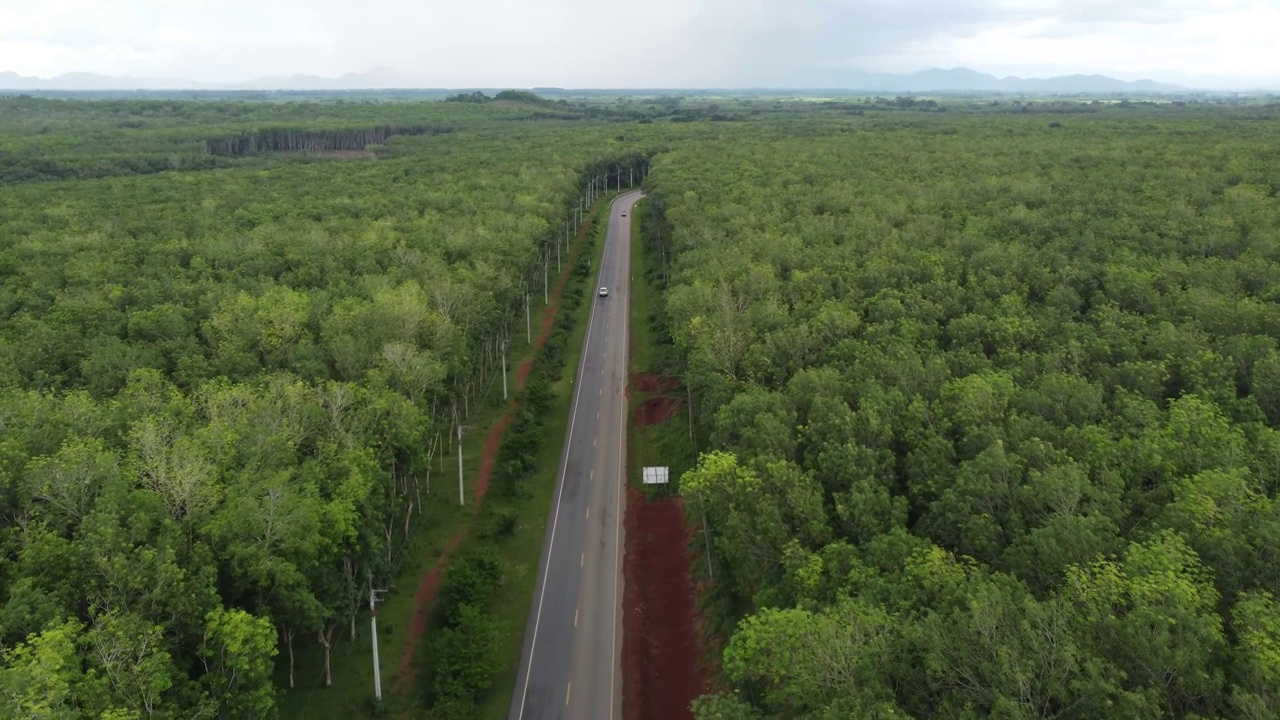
[[457, 423, 466, 505], [368, 573, 387, 702]]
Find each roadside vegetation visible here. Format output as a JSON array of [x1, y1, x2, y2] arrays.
[[424, 192, 622, 720]]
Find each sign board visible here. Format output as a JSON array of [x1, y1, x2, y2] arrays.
[[642, 466, 669, 485]]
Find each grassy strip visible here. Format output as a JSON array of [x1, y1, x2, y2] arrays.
[[628, 197, 696, 497]]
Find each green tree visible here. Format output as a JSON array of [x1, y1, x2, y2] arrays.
[[198, 607, 277, 719]]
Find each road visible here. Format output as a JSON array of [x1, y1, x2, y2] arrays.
[[509, 190, 643, 720]]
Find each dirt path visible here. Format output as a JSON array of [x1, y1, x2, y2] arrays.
[[622, 488, 707, 720], [393, 211, 598, 694], [635, 396, 683, 426]]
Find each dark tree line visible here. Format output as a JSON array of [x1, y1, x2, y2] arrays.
[[203, 124, 454, 156]]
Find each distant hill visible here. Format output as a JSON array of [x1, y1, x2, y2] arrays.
[[0, 67, 417, 91], [1, 66, 1274, 94], [788, 67, 1188, 94], [0, 70, 200, 90]]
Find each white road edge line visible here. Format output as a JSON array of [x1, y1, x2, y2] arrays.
[[513, 210, 607, 720]]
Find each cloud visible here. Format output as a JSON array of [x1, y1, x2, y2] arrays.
[[0, 0, 1276, 86]]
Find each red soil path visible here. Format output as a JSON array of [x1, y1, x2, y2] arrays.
[[394, 209, 597, 693], [632, 372, 681, 393], [635, 396, 682, 427], [622, 488, 708, 720]]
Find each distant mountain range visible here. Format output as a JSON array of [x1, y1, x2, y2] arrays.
[[1, 66, 1277, 94], [789, 67, 1191, 93], [0, 68, 419, 91]]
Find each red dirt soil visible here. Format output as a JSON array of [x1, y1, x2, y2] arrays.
[[632, 372, 681, 393], [394, 206, 598, 693], [635, 396, 683, 427], [622, 489, 708, 720]]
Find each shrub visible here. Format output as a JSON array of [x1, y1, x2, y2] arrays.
[[487, 508, 520, 539], [431, 604, 500, 706], [437, 549, 502, 622]]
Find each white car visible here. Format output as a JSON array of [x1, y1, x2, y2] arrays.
[[621, 211, 627, 217], [599, 287, 608, 297]]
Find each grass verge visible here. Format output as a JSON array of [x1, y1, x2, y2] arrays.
[[627, 197, 695, 497]]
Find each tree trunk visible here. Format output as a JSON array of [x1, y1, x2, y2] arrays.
[[343, 555, 365, 643], [284, 626, 296, 688], [384, 521, 393, 567], [318, 624, 337, 687]]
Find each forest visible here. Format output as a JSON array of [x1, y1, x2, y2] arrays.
[[642, 108, 1280, 719], [2, 91, 1279, 719], [0, 96, 657, 717]]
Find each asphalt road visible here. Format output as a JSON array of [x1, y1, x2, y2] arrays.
[[509, 190, 643, 720]]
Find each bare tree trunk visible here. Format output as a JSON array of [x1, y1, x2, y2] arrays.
[[318, 624, 337, 687], [342, 556, 360, 641], [384, 521, 393, 567], [281, 626, 296, 688]]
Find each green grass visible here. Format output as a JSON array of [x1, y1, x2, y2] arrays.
[[627, 197, 696, 499], [274, 248, 572, 720]]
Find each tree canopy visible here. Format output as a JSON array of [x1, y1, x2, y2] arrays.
[[646, 107, 1280, 719]]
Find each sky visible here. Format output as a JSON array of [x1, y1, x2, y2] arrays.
[[0, 0, 1277, 88]]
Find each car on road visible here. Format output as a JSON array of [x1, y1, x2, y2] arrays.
[[621, 211, 627, 217], [599, 287, 608, 297]]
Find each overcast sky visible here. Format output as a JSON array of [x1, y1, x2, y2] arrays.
[[1, 0, 1277, 87]]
